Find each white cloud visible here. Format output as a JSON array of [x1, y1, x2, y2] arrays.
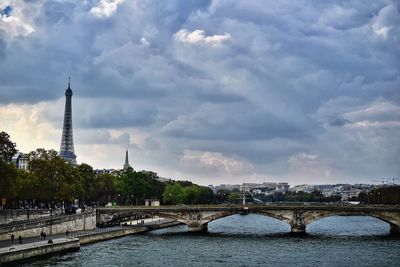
[[175, 29, 231, 46], [371, 4, 400, 40], [181, 150, 254, 175], [318, 5, 357, 29], [90, 0, 124, 18], [344, 99, 400, 124], [140, 37, 150, 47], [0, 1, 36, 40], [287, 153, 336, 183], [0, 101, 61, 152]]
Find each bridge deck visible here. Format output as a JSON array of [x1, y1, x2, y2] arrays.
[[98, 204, 400, 213]]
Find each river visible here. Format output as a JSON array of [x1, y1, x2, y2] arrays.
[[21, 215, 400, 266]]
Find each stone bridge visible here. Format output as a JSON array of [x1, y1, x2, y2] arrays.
[[97, 204, 400, 234]]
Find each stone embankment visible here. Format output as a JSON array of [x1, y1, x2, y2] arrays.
[[77, 220, 181, 245], [0, 209, 63, 225], [0, 211, 96, 241], [0, 238, 80, 264]]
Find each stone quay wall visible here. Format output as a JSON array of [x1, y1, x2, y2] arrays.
[[79, 227, 147, 245], [0, 209, 63, 225], [0, 238, 80, 264], [0, 211, 96, 241]]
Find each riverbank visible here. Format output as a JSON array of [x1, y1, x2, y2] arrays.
[[0, 219, 181, 264], [80, 222, 181, 245], [0, 238, 80, 264]]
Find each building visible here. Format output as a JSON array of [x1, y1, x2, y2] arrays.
[[94, 169, 119, 176], [145, 199, 160, 206], [209, 181, 290, 194], [276, 182, 290, 192], [59, 78, 77, 164], [11, 152, 29, 171], [142, 170, 158, 179], [156, 177, 171, 183]]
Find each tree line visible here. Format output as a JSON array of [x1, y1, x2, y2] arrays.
[[0, 131, 214, 208], [365, 186, 400, 205]]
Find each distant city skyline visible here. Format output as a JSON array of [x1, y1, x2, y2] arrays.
[[0, 1, 399, 186]]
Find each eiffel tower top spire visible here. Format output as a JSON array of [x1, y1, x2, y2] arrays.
[[66, 77, 73, 97], [59, 78, 77, 164]]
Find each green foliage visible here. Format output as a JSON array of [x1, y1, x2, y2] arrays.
[[357, 192, 368, 203], [228, 192, 242, 204], [214, 189, 230, 203], [28, 148, 82, 203], [162, 182, 215, 205], [0, 162, 19, 199], [163, 183, 186, 204], [78, 163, 96, 204], [118, 169, 165, 205], [93, 174, 118, 204], [0, 131, 17, 163], [368, 186, 400, 204], [198, 186, 214, 204]]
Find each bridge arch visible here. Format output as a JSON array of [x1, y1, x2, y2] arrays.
[[170, 210, 295, 232], [303, 211, 399, 226], [199, 211, 291, 225], [303, 210, 400, 234], [251, 211, 292, 225]]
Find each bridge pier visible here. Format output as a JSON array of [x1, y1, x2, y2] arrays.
[[390, 223, 399, 235], [187, 223, 208, 233], [290, 224, 306, 234]]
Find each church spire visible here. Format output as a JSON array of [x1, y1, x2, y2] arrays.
[[123, 150, 131, 170]]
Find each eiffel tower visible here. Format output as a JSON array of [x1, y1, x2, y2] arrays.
[[59, 78, 77, 164]]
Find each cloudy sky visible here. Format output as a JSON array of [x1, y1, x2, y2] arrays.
[[0, 0, 399, 186]]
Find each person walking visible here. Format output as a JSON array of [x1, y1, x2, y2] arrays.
[[66, 230, 69, 237], [18, 235, 22, 245], [43, 232, 46, 240], [10, 234, 14, 244]]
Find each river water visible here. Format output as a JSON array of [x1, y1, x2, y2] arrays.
[[21, 215, 400, 266]]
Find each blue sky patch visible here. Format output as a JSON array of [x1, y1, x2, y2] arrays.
[[1, 5, 13, 17]]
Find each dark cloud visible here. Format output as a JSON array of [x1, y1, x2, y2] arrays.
[[328, 116, 351, 127], [163, 102, 315, 141]]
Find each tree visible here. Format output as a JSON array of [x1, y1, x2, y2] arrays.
[[215, 189, 230, 203], [0, 162, 19, 204], [184, 185, 201, 204], [78, 163, 96, 205], [163, 183, 186, 205], [143, 172, 165, 200], [228, 191, 241, 204], [198, 186, 214, 204], [119, 169, 152, 205], [0, 131, 17, 163], [16, 170, 40, 207], [95, 174, 118, 205], [368, 186, 400, 204], [28, 148, 82, 205]]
